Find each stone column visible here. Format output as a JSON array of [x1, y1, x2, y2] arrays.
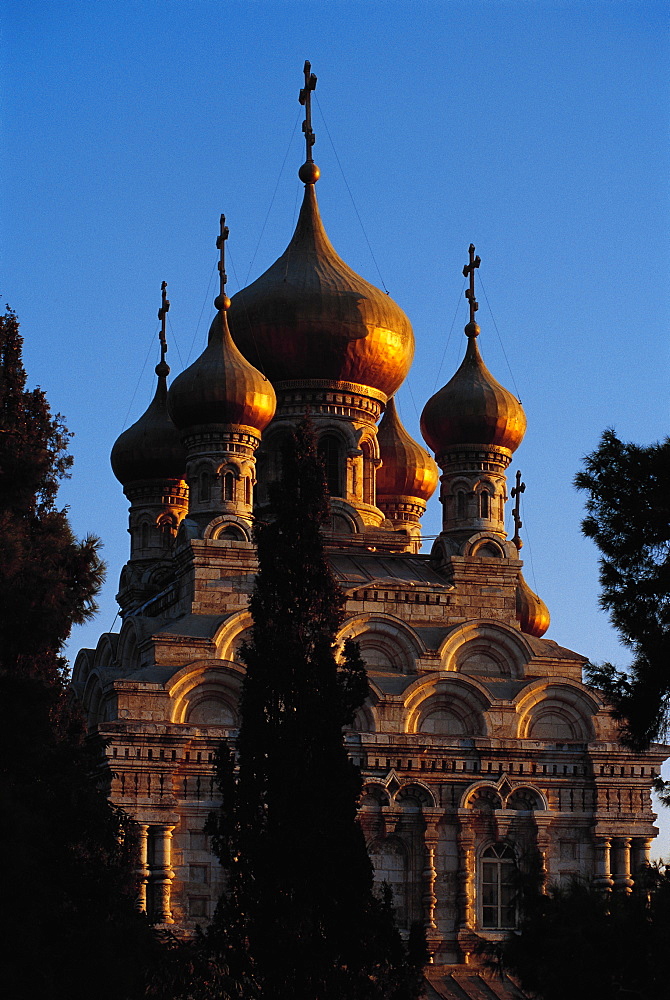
[[632, 837, 652, 876], [153, 824, 175, 923], [422, 813, 441, 957], [457, 812, 476, 928], [612, 838, 634, 892], [136, 823, 150, 913], [594, 837, 614, 890]]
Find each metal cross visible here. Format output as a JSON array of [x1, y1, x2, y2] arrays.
[[511, 470, 526, 550], [299, 60, 317, 161], [157, 280, 170, 365], [216, 214, 229, 299], [462, 243, 481, 325]]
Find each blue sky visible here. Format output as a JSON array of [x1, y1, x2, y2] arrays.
[[3, 0, 669, 849]]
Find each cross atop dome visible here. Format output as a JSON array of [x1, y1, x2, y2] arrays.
[[157, 281, 170, 376], [298, 61, 320, 184], [214, 214, 231, 312], [462, 243, 481, 333]]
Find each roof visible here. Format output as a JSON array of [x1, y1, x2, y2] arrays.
[[425, 966, 529, 1000], [329, 551, 450, 589]]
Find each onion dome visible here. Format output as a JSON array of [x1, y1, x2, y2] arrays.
[[420, 321, 526, 458], [168, 301, 276, 436], [377, 397, 439, 502], [111, 309, 186, 486], [516, 572, 550, 638], [228, 175, 414, 398]]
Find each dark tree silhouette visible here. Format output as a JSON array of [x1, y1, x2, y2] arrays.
[[496, 866, 670, 1000], [205, 418, 425, 1000], [575, 428, 670, 748], [0, 307, 157, 1000]]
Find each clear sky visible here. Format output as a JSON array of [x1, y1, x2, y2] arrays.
[[3, 0, 669, 850]]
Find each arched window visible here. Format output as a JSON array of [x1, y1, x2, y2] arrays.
[[158, 516, 175, 546], [219, 525, 245, 541], [198, 470, 211, 503], [223, 471, 235, 502], [480, 843, 517, 929], [244, 477, 251, 505], [456, 490, 466, 519], [318, 434, 343, 496], [480, 490, 490, 519], [140, 522, 150, 549]]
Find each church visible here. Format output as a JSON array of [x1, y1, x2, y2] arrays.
[[72, 65, 666, 975]]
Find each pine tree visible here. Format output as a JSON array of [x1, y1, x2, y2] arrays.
[[206, 418, 425, 1000], [0, 307, 157, 999], [575, 429, 670, 748]]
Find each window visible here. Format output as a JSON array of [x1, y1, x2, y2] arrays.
[[456, 490, 466, 519], [198, 471, 211, 502], [318, 434, 342, 496], [244, 477, 251, 505], [480, 490, 490, 519], [480, 843, 517, 929], [223, 471, 235, 502], [188, 897, 209, 918]]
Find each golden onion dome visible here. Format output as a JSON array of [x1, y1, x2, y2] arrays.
[[111, 361, 186, 486], [420, 322, 526, 459], [516, 572, 550, 638], [377, 397, 439, 502], [228, 176, 414, 398], [168, 303, 276, 436]]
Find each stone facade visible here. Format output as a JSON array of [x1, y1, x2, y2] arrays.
[[73, 112, 666, 967]]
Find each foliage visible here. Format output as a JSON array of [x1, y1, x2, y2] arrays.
[[0, 307, 157, 999], [575, 429, 670, 748], [204, 418, 425, 1000], [0, 306, 104, 683], [496, 866, 670, 1000]]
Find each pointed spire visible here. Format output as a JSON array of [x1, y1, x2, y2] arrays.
[[298, 60, 320, 184]]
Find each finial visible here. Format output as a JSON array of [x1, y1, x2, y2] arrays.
[[511, 470, 526, 550], [214, 214, 231, 312], [156, 280, 170, 377], [298, 60, 320, 184], [462, 243, 481, 337]]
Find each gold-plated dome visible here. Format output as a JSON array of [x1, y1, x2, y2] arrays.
[[228, 181, 415, 398], [377, 397, 439, 503], [420, 323, 526, 459], [111, 363, 186, 486], [168, 306, 276, 435], [516, 572, 550, 638]]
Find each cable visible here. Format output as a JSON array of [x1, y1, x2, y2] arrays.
[[167, 313, 185, 370], [118, 323, 159, 431], [478, 274, 523, 403], [314, 93, 389, 293], [245, 110, 301, 286], [433, 277, 468, 392], [186, 259, 217, 366]]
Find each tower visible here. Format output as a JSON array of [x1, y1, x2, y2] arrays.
[[73, 65, 666, 981]]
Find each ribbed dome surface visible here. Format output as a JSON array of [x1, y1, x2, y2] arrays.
[[228, 183, 414, 398], [420, 328, 526, 457], [516, 572, 550, 638], [168, 311, 276, 434], [377, 397, 439, 502], [111, 372, 186, 485]]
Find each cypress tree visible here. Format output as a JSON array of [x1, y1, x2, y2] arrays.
[[206, 418, 424, 1000], [0, 307, 157, 999]]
